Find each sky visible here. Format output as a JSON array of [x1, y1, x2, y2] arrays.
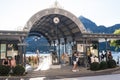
[[0, 0, 120, 30]]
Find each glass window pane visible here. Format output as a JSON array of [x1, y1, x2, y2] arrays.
[[1, 44, 6, 59]]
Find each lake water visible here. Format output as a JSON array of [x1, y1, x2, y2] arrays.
[[111, 52, 120, 63]]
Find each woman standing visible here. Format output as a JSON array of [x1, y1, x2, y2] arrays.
[[2, 58, 10, 66], [72, 52, 79, 72], [10, 57, 16, 68]]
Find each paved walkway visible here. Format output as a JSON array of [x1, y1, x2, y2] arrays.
[[54, 74, 120, 80], [0, 65, 120, 80]]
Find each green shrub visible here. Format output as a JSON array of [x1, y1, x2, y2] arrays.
[[100, 61, 108, 70], [0, 65, 11, 76], [12, 65, 25, 76], [107, 59, 117, 68], [90, 62, 100, 71]]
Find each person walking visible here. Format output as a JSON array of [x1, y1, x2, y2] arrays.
[[108, 51, 113, 60], [72, 52, 79, 72]]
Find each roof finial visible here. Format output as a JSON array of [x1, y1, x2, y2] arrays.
[[54, 0, 58, 8], [50, 0, 62, 8]]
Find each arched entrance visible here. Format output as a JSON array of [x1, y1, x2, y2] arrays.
[[24, 7, 88, 69], [24, 8, 87, 39]]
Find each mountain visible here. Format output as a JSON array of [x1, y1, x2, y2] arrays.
[[79, 16, 98, 33], [79, 16, 120, 34], [79, 16, 120, 51], [25, 36, 50, 53]]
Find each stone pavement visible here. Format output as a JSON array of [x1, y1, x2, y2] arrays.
[[0, 65, 120, 80], [54, 74, 120, 80]]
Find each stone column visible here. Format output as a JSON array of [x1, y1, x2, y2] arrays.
[[105, 38, 108, 61], [58, 39, 61, 64], [64, 38, 67, 52], [83, 38, 88, 67]]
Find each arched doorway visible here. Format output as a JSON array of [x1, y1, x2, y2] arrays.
[[24, 7, 87, 69]]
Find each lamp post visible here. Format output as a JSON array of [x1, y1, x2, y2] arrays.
[[34, 37, 40, 65], [53, 17, 60, 63], [18, 42, 28, 67]]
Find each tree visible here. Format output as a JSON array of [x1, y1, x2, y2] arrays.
[[110, 29, 120, 51]]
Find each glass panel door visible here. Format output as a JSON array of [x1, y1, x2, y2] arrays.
[[1, 44, 6, 59]]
